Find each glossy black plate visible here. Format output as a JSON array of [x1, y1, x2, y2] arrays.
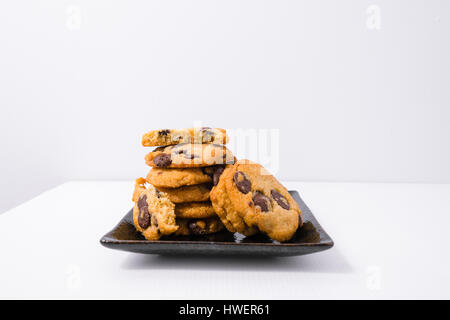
[[100, 191, 333, 257]]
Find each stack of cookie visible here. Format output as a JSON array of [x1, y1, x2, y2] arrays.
[[132, 127, 304, 242], [132, 127, 235, 240]]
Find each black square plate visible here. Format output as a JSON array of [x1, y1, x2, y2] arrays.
[[100, 191, 333, 257]]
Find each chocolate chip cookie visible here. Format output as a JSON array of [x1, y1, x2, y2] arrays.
[[210, 165, 259, 236], [226, 160, 302, 242], [145, 167, 212, 188], [175, 201, 216, 219], [142, 127, 228, 147], [157, 184, 211, 203], [132, 182, 178, 240], [174, 217, 225, 236], [145, 143, 235, 168]]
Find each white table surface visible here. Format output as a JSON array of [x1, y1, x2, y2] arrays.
[[1, 181, 449, 299]]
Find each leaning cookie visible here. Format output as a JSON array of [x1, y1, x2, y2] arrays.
[[157, 184, 211, 203], [146, 167, 212, 188], [174, 217, 225, 236], [225, 160, 302, 242], [132, 183, 178, 240], [175, 201, 217, 219], [145, 143, 235, 168], [210, 165, 259, 236], [142, 127, 228, 147]]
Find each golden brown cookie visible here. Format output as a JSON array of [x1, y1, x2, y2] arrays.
[[175, 201, 216, 219], [132, 183, 178, 240], [225, 160, 302, 242], [210, 165, 258, 236], [174, 217, 225, 236], [145, 143, 235, 168], [157, 184, 211, 203], [142, 127, 228, 146], [145, 167, 212, 188]]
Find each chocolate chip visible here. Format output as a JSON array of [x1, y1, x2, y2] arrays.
[[233, 171, 251, 194], [202, 130, 214, 136], [252, 192, 271, 212], [271, 190, 290, 210], [155, 189, 161, 198], [137, 195, 147, 209], [174, 149, 185, 155], [184, 153, 199, 160], [200, 127, 215, 142], [159, 129, 170, 136], [188, 221, 206, 235], [138, 206, 151, 229], [153, 153, 172, 167], [213, 166, 225, 186]]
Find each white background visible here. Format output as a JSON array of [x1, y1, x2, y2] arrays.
[[1, 0, 450, 213]]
